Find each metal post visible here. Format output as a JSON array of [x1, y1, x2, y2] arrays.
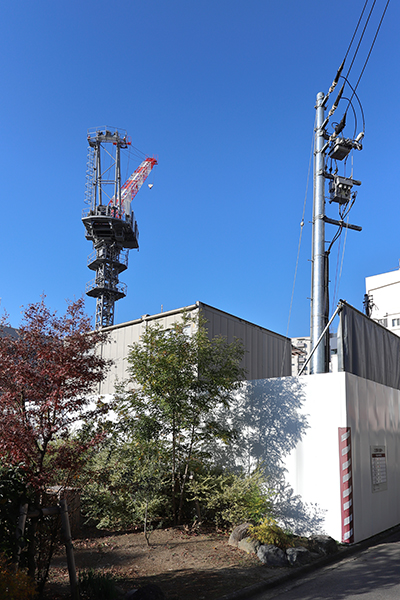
[[300, 301, 343, 376], [59, 498, 79, 600], [311, 92, 327, 374], [115, 140, 121, 211], [96, 141, 102, 206], [15, 503, 28, 570]]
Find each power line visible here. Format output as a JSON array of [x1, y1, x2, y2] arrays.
[[346, 0, 391, 114], [343, 0, 369, 63], [345, 0, 377, 82]]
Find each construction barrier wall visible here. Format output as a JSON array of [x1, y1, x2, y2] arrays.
[[281, 372, 400, 543]]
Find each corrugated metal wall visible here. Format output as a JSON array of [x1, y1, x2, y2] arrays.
[[98, 306, 196, 395], [199, 302, 291, 381], [98, 302, 291, 395]]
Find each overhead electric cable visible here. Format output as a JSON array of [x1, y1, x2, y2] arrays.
[[345, 0, 377, 82], [332, 229, 343, 308], [343, 0, 370, 65], [340, 76, 366, 132], [337, 215, 350, 301], [338, 96, 358, 138], [332, 214, 350, 311], [346, 0, 391, 114], [325, 0, 368, 102]]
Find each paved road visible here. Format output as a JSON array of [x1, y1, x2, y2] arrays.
[[251, 529, 400, 600]]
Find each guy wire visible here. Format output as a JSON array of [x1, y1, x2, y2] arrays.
[[280, 115, 315, 377]]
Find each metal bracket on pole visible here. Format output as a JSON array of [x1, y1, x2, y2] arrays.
[[323, 216, 362, 231]]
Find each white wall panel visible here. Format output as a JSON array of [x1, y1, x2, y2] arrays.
[[346, 373, 400, 541], [284, 373, 347, 541], [283, 372, 400, 543]]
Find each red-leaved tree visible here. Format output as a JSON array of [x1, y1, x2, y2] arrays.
[[0, 297, 111, 492], [0, 297, 111, 591]]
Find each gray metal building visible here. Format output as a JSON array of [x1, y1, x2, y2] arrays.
[[97, 301, 292, 395]]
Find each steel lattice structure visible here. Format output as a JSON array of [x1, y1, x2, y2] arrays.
[[82, 127, 157, 329]]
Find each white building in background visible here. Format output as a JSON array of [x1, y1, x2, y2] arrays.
[[291, 333, 337, 376], [365, 266, 400, 335], [97, 301, 292, 395], [291, 336, 311, 375]]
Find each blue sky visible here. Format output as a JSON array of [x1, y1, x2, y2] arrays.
[[1, 0, 398, 337]]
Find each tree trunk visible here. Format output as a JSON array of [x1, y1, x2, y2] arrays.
[[172, 412, 177, 525], [177, 423, 195, 525]]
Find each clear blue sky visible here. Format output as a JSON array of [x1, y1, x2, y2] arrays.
[[1, 0, 398, 337]]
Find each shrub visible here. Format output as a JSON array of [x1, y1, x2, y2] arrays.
[[79, 569, 119, 600], [248, 516, 295, 550], [188, 468, 272, 528], [81, 442, 171, 530], [0, 554, 36, 600]]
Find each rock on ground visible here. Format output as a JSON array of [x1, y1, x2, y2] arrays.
[[286, 546, 312, 566], [125, 583, 166, 599], [237, 536, 260, 554], [229, 523, 252, 547], [257, 545, 287, 567], [309, 535, 338, 556]]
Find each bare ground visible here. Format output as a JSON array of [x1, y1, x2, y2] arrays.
[[44, 526, 295, 599]]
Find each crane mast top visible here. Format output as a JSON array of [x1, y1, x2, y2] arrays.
[[82, 126, 157, 329]]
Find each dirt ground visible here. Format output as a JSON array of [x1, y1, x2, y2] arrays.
[[44, 526, 294, 599]]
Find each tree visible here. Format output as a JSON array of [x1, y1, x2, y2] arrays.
[[0, 297, 110, 490], [0, 297, 111, 588], [117, 312, 245, 524]]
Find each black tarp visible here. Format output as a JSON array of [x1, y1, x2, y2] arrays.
[[337, 301, 400, 390]]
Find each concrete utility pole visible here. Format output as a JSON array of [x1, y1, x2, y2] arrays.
[[311, 92, 328, 374], [309, 87, 363, 374]]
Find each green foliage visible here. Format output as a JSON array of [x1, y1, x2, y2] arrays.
[[0, 554, 36, 600], [116, 312, 245, 524], [187, 468, 272, 528], [81, 440, 171, 530], [79, 569, 119, 600], [248, 516, 295, 550]]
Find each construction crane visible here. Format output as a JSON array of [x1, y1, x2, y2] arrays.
[[115, 157, 157, 218], [82, 127, 157, 329]]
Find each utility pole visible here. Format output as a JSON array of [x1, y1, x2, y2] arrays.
[[309, 81, 363, 374], [311, 92, 328, 374]]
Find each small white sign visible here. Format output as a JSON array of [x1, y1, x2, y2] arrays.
[[370, 445, 387, 492]]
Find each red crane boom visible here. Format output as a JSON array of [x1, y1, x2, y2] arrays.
[[111, 157, 157, 216]]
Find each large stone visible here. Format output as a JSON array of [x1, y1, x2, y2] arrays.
[[257, 544, 287, 567], [126, 583, 166, 599], [309, 535, 338, 556], [286, 546, 312, 566], [238, 536, 260, 554], [229, 523, 252, 547]]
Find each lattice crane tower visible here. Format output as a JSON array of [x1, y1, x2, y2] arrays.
[[82, 127, 157, 329]]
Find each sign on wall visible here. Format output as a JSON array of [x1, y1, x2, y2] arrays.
[[370, 445, 387, 493]]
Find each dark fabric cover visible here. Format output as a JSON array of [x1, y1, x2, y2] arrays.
[[337, 301, 400, 390]]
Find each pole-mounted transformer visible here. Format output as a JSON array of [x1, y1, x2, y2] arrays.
[[310, 91, 363, 374]]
